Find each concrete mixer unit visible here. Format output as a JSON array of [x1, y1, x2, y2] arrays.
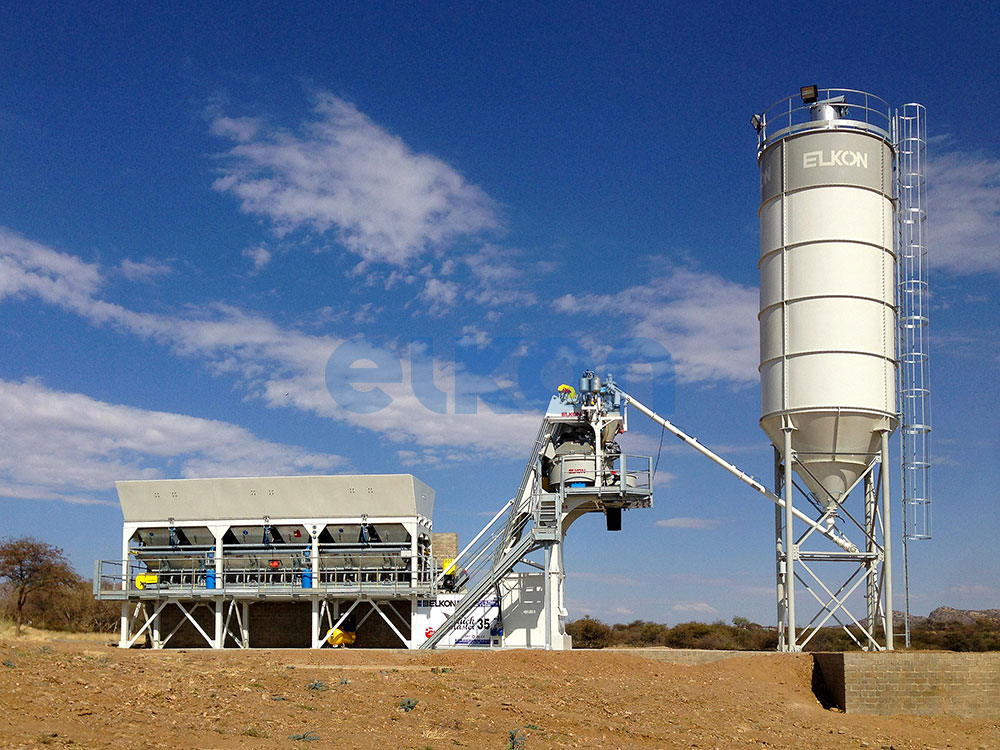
[[753, 87, 931, 651]]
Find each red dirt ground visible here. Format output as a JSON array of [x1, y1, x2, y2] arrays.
[[1, 637, 997, 749]]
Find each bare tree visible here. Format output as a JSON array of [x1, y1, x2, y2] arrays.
[[0, 537, 80, 635]]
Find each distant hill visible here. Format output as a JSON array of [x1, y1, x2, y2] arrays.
[[893, 607, 1000, 628]]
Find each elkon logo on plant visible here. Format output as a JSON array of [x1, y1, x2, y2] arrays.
[[802, 150, 869, 168]]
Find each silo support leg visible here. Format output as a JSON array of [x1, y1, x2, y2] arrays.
[[544, 545, 552, 650], [784, 429, 797, 652], [774, 447, 786, 651], [881, 430, 893, 650], [865, 473, 878, 650]]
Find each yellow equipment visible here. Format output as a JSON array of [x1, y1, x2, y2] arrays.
[[327, 628, 356, 647], [135, 573, 158, 589]]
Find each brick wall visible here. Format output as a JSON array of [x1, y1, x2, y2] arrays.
[[248, 602, 312, 648], [433, 532, 458, 564], [814, 652, 1000, 719]]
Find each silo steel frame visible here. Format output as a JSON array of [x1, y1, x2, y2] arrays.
[[771, 442, 893, 651]]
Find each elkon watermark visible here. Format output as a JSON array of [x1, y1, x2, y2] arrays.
[[325, 336, 674, 415]]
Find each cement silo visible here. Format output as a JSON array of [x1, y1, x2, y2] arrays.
[[758, 89, 896, 509], [753, 87, 929, 652]]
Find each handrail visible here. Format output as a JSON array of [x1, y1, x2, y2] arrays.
[[94, 556, 435, 598], [757, 88, 892, 154]]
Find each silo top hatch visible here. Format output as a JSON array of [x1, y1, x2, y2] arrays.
[[115, 474, 435, 523]]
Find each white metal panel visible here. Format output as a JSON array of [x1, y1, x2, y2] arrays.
[[784, 300, 893, 357], [116, 474, 435, 523], [783, 189, 891, 248], [760, 243, 891, 309]]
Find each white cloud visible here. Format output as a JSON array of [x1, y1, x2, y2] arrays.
[[652, 471, 676, 489], [928, 151, 1000, 275], [242, 244, 272, 273], [418, 277, 459, 314], [396, 447, 482, 468], [568, 571, 639, 586], [461, 244, 542, 308], [210, 115, 262, 143], [351, 302, 380, 325], [553, 266, 759, 385], [0, 227, 102, 305], [0, 379, 346, 505], [655, 517, 723, 530], [117, 258, 173, 282], [211, 93, 500, 266], [945, 583, 1000, 598], [671, 601, 719, 615], [0, 228, 540, 460], [457, 325, 491, 348], [313, 355, 539, 458], [670, 572, 773, 598]]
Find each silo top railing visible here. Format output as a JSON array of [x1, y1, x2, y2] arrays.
[[756, 88, 893, 155]]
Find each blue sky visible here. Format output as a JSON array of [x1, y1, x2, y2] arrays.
[[1, 3, 998, 626]]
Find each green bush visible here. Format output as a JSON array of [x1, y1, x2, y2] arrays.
[[565, 616, 613, 648], [566, 615, 999, 651]]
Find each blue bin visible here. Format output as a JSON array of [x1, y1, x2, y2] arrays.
[[302, 571, 313, 589], [206, 570, 216, 590]]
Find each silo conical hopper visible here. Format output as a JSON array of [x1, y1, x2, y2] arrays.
[[757, 93, 897, 511]]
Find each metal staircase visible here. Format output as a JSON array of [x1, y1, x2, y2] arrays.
[[420, 534, 538, 649], [420, 420, 556, 650], [491, 421, 552, 564]]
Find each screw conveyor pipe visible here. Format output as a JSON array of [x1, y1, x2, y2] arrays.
[[620, 391, 858, 553]]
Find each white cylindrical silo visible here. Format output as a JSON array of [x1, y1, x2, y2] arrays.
[[757, 90, 897, 511]]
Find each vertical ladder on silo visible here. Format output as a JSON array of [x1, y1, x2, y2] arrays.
[[895, 103, 933, 647]]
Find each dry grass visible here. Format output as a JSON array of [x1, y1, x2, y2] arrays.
[[0, 619, 111, 643]]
